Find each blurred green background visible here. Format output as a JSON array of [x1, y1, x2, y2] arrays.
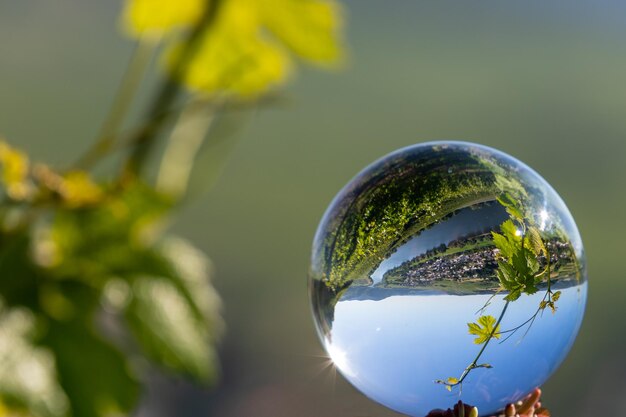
[[1, 1, 624, 416]]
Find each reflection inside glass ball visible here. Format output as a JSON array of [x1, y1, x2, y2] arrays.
[[309, 142, 587, 417]]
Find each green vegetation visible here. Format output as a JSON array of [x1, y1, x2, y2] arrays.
[[319, 148, 501, 293], [436, 192, 571, 391], [0, 0, 345, 416]]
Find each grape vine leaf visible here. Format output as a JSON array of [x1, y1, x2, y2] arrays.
[[497, 192, 524, 221], [526, 226, 547, 257], [467, 315, 501, 345]]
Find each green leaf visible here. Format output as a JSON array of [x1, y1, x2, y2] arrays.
[[511, 250, 531, 279], [0, 302, 68, 417], [0, 232, 41, 310], [468, 315, 501, 344], [126, 275, 220, 382], [524, 282, 539, 295], [500, 219, 521, 244], [497, 192, 524, 220], [122, 238, 223, 383], [262, 0, 344, 65], [552, 291, 561, 302], [491, 231, 514, 260], [496, 192, 516, 208], [29, 180, 223, 413], [41, 285, 140, 417], [158, 238, 223, 333], [44, 181, 173, 285], [526, 226, 547, 257], [496, 261, 517, 289], [525, 247, 540, 274], [504, 288, 522, 302], [505, 205, 524, 221]]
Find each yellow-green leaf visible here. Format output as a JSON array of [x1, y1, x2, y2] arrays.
[[122, 0, 205, 37], [468, 315, 501, 344], [261, 0, 344, 65], [492, 231, 514, 260], [59, 172, 104, 208], [446, 377, 459, 385], [0, 140, 33, 201], [169, 0, 291, 97], [497, 192, 524, 220], [500, 219, 521, 243], [526, 226, 547, 257], [159, 0, 343, 98]]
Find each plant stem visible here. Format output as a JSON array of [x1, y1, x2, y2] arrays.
[[122, 0, 222, 179], [75, 37, 157, 169], [456, 300, 510, 386], [156, 102, 215, 198]]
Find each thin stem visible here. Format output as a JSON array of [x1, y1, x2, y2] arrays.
[[498, 295, 547, 343], [156, 102, 216, 198], [122, 0, 222, 179], [546, 242, 552, 292], [456, 300, 509, 385], [75, 37, 157, 169], [476, 289, 501, 315], [437, 300, 510, 389]]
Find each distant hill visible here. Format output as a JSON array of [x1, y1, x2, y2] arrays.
[[339, 275, 579, 303]]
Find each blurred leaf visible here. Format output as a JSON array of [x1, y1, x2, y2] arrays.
[[0, 301, 68, 417], [41, 291, 140, 417], [40, 181, 222, 384], [44, 181, 172, 282], [0, 140, 33, 201], [158, 237, 223, 333], [125, 237, 222, 381], [163, 0, 343, 98], [0, 233, 39, 310], [170, 0, 291, 98], [33, 168, 104, 209], [122, 0, 205, 37], [261, 0, 343, 65], [496, 192, 523, 221], [126, 276, 219, 381], [0, 179, 224, 415]]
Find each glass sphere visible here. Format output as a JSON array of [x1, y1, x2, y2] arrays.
[[309, 141, 587, 416]]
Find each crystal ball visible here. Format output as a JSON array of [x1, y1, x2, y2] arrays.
[[309, 141, 587, 416]]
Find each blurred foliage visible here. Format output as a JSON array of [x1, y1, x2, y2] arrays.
[[123, 0, 344, 97], [317, 148, 498, 292], [0, 1, 344, 416]]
